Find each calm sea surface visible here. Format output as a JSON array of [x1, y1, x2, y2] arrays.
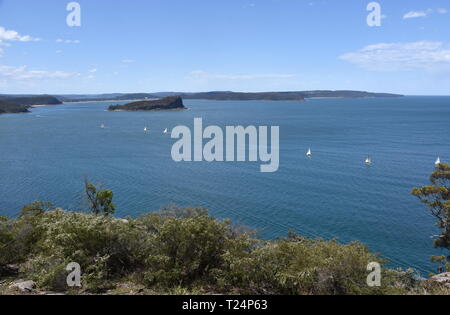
[[1, 96, 449, 274]]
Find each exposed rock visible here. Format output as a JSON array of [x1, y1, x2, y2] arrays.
[[429, 272, 450, 288], [9, 280, 37, 293]]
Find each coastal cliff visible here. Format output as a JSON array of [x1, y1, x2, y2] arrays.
[[108, 96, 186, 111]]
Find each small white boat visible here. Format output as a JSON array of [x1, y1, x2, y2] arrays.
[[306, 148, 312, 158], [101, 124, 106, 129], [163, 128, 168, 134], [144, 127, 148, 132], [365, 156, 372, 166], [435, 157, 441, 166]]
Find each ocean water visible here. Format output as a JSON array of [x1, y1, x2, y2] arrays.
[[1, 96, 449, 274]]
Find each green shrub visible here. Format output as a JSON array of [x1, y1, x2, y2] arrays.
[[139, 207, 243, 288], [13, 209, 148, 292], [218, 234, 415, 295]]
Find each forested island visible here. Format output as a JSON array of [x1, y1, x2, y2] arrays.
[[108, 96, 186, 111]]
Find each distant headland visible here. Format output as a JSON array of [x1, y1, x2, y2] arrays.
[[0, 95, 62, 114], [108, 96, 186, 111]]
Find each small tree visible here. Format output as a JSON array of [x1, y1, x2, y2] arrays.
[[85, 180, 116, 216], [20, 201, 54, 217], [412, 163, 450, 272]]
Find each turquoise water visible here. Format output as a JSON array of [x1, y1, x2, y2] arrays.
[[1, 96, 449, 274]]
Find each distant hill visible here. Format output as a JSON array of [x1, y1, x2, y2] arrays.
[[114, 93, 159, 100], [108, 96, 186, 111], [56, 94, 125, 102], [0, 95, 62, 106], [180, 90, 402, 100], [0, 95, 62, 114], [58, 90, 403, 102], [180, 91, 306, 101], [296, 90, 403, 98]]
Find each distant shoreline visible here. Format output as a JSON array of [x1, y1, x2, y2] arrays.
[[63, 99, 154, 104], [1, 91, 405, 115]]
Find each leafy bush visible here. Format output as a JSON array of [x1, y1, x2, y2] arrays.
[[218, 235, 386, 295], [20, 210, 149, 292], [139, 206, 243, 288]]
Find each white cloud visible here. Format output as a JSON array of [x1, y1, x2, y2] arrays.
[[0, 26, 40, 42], [190, 70, 296, 80], [121, 59, 134, 63], [403, 8, 447, 19], [0, 26, 40, 50], [56, 39, 80, 44], [0, 48, 3, 57], [0, 64, 79, 80], [403, 10, 430, 19], [88, 68, 97, 73], [340, 41, 450, 72], [55, 50, 63, 54]]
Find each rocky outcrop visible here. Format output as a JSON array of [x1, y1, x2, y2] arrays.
[[429, 272, 450, 288], [9, 280, 36, 293]]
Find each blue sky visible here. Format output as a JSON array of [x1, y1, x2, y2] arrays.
[[0, 0, 449, 95]]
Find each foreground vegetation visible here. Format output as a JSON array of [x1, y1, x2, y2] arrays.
[[1, 161, 449, 295], [0, 203, 447, 295]]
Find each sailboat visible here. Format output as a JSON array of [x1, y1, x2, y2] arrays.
[[100, 124, 106, 129], [144, 127, 148, 132], [306, 148, 312, 158], [163, 128, 168, 134], [435, 157, 441, 166], [365, 156, 372, 166]]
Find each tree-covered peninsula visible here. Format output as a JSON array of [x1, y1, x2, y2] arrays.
[[0, 95, 62, 114]]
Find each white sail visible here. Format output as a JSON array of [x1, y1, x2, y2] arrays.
[[164, 128, 168, 134], [101, 124, 105, 129], [435, 157, 441, 166], [144, 127, 148, 132], [306, 149, 312, 157], [365, 156, 372, 166]]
